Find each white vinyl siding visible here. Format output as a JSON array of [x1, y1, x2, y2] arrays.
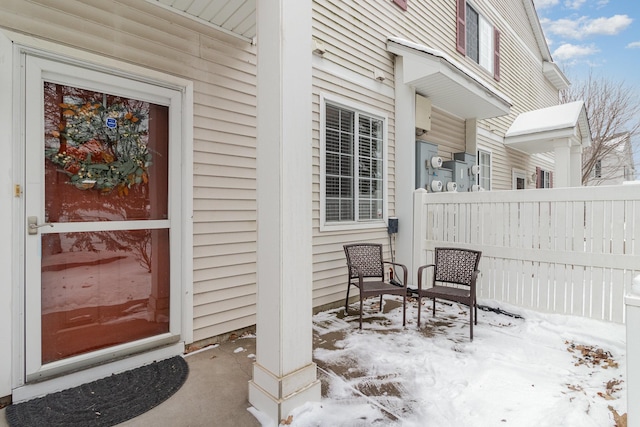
[[310, 0, 562, 303], [0, 0, 569, 345], [0, 0, 258, 343]]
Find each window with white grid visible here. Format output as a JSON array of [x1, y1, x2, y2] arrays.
[[323, 102, 385, 226]]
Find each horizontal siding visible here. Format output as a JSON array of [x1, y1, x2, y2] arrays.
[[418, 107, 466, 161], [310, 0, 562, 308], [0, 0, 258, 343], [3, 0, 565, 345]]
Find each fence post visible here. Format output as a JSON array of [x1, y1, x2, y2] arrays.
[[626, 274, 640, 427], [412, 189, 428, 282]]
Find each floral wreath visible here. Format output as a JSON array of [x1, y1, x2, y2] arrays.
[[46, 101, 151, 195]]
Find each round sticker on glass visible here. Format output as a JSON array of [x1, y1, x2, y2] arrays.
[[105, 117, 117, 129]]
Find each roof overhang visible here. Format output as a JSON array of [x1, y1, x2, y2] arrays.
[[387, 38, 511, 120], [146, 0, 256, 42], [504, 101, 592, 154], [543, 61, 570, 91]]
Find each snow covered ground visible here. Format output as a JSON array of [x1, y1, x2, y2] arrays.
[[283, 296, 627, 427]]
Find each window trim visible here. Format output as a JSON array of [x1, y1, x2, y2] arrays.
[[457, 0, 500, 80], [512, 168, 526, 190], [319, 93, 388, 232], [477, 148, 492, 191]]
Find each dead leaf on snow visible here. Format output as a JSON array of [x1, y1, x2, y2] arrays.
[[565, 341, 619, 369], [608, 406, 627, 427], [280, 415, 294, 425]]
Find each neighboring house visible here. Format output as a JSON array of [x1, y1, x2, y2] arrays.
[[0, 0, 590, 420], [585, 132, 636, 186]]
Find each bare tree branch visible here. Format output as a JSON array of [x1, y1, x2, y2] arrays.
[[560, 70, 640, 184]]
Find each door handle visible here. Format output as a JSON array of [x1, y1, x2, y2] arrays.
[[27, 216, 53, 235]]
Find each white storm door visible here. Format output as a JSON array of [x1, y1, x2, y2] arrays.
[[24, 54, 183, 381]]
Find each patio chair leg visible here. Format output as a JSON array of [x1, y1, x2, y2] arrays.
[[470, 304, 474, 341], [344, 285, 351, 315], [402, 294, 406, 327], [379, 295, 383, 312], [417, 295, 422, 327], [432, 298, 436, 317], [359, 297, 364, 329], [474, 300, 478, 325]]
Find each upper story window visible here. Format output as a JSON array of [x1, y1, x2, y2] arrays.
[[457, 0, 501, 81], [477, 149, 491, 191], [594, 160, 602, 178], [321, 97, 387, 231]]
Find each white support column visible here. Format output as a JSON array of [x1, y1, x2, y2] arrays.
[[248, 0, 321, 424], [0, 30, 14, 398], [553, 139, 571, 188], [393, 56, 418, 284], [570, 144, 583, 187], [626, 275, 640, 427]]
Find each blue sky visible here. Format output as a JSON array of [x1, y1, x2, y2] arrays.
[[533, 0, 640, 178], [533, 0, 640, 89]]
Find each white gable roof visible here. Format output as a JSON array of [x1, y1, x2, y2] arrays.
[[505, 101, 591, 153]]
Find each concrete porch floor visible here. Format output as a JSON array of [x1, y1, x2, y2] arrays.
[[0, 302, 394, 427], [0, 336, 263, 427]]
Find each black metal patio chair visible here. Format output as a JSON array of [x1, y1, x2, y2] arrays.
[[416, 247, 481, 340], [343, 243, 408, 329]]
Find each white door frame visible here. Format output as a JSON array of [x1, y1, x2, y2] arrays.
[[8, 40, 194, 400]]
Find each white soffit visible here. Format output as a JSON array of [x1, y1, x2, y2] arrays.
[[543, 61, 570, 90], [147, 0, 256, 42], [387, 37, 511, 120], [504, 100, 592, 153]]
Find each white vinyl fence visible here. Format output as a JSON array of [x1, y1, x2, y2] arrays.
[[413, 185, 640, 323]]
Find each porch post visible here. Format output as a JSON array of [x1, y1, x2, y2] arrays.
[[553, 139, 571, 188], [248, 0, 321, 423], [0, 31, 14, 398], [626, 275, 640, 427], [570, 144, 582, 186], [393, 56, 417, 282]]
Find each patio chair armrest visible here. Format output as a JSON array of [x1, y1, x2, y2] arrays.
[[416, 264, 435, 290], [383, 261, 408, 288], [470, 269, 480, 291]]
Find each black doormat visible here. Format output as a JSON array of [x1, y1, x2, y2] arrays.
[[6, 355, 189, 427]]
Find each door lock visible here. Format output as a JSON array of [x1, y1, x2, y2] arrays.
[[27, 216, 53, 235]]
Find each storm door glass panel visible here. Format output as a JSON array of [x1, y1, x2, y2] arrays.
[[44, 83, 169, 222], [41, 83, 170, 364], [41, 229, 170, 364]]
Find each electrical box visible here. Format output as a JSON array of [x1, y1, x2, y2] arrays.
[[442, 160, 467, 192], [444, 152, 477, 192], [415, 141, 439, 190], [388, 217, 398, 234], [415, 94, 432, 132], [431, 167, 452, 192]]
